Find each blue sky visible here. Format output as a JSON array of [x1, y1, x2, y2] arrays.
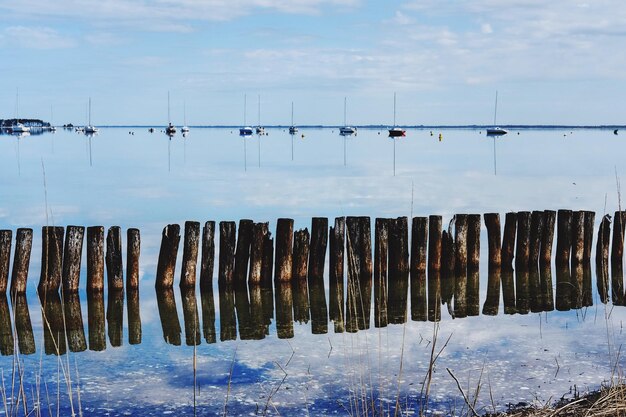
[[0, 0, 624, 125]]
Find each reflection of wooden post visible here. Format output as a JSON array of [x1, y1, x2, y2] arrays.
[[275, 218, 294, 283], [346, 216, 372, 331], [583, 211, 595, 265], [10, 228, 32, 296], [181, 288, 200, 346], [556, 209, 573, 269], [40, 292, 66, 356], [126, 228, 140, 290], [39, 226, 64, 294], [234, 219, 253, 288], [0, 230, 11, 294], [612, 263, 624, 306], [388, 217, 408, 324], [180, 221, 200, 289], [155, 224, 181, 289], [329, 217, 345, 331], [249, 222, 268, 286], [410, 217, 428, 322], [106, 289, 124, 347], [441, 230, 455, 306], [62, 226, 85, 294], [428, 216, 442, 322], [218, 222, 236, 287], [261, 232, 274, 287], [87, 292, 106, 351], [529, 211, 545, 269], [555, 264, 571, 311], [87, 226, 105, 292], [540, 265, 554, 311], [501, 269, 516, 314], [0, 295, 14, 355], [515, 211, 531, 272], [106, 226, 124, 291], [12, 294, 35, 355], [572, 210, 585, 267], [63, 292, 87, 352], [596, 214, 611, 303], [483, 268, 500, 316], [540, 210, 556, 268], [128, 289, 141, 345], [484, 213, 501, 268], [275, 282, 294, 339], [502, 212, 517, 271], [200, 221, 216, 293], [156, 288, 181, 345], [200, 289, 216, 343]]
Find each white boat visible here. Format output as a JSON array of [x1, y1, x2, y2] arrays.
[[240, 94, 253, 136], [289, 101, 298, 134], [255, 95, 265, 134], [486, 91, 507, 136], [181, 101, 190, 133], [166, 92, 176, 136], [339, 97, 356, 136], [84, 98, 99, 134], [10, 89, 30, 133], [388, 93, 406, 137]]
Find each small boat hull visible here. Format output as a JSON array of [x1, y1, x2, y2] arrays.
[[289, 126, 298, 134], [486, 128, 508, 136], [388, 128, 406, 137], [340, 126, 357, 135], [240, 127, 253, 136]]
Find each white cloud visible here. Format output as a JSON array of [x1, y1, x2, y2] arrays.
[[2, 26, 75, 49], [481, 23, 493, 34]]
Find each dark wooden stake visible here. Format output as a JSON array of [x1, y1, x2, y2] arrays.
[[596, 214, 611, 303], [292, 228, 310, 281], [502, 212, 517, 271], [200, 221, 216, 293], [388, 217, 409, 324], [11, 228, 32, 296], [529, 211, 545, 269], [180, 221, 201, 289], [484, 213, 501, 268], [454, 214, 468, 318], [275, 218, 294, 283], [556, 209, 573, 269], [374, 218, 388, 328], [515, 211, 531, 272], [410, 217, 428, 322], [105, 226, 124, 291], [427, 216, 442, 322], [248, 222, 268, 286], [308, 217, 328, 333], [62, 225, 85, 294], [583, 211, 595, 265], [572, 210, 585, 267], [87, 226, 105, 292], [218, 222, 236, 286], [329, 217, 345, 331], [126, 228, 140, 290], [0, 231, 11, 294], [540, 210, 556, 268], [155, 224, 181, 289], [233, 219, 253, 288], [38, 226, 64, 294]]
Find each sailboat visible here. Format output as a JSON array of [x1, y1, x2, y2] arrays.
[[339, 97, 357, 136], [289, 102, 298, 134], [84, 98, 99, 134], [255, 95, 265, 135], [181, 101, 190, 134], [49, 105, 57, 132], [239, 94, 253, 136], [486, 91, 507, 136], [388, 93, 405, 137], [165, 91, 177, 136], [11, 89, 30, 134]]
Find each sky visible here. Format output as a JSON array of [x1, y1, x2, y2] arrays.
[[0, 0, 625, 126]]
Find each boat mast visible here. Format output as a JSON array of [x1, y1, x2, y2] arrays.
[[393, 92, 397, 127], [15, 88, 19, 121], [258, 95, 261, 127], [88, 97, 92, 126], [291, 101, 294, 126], [493, 90, 498, 126], [344, 97, 347, 126], [244, 94, 247, 126], [168, 91, 171, 124], [183, 101, 187, 126]]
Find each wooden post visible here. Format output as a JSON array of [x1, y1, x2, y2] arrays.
[[0, 230, 11, 294], [63, 293, 87, 352], [156, 288, 181, 345], [410, 217, 428, 322], [275, 218, 294, 283], [200, 221, 216, 293], [127, 289, 141, 345], [374, 218, 389, 328], [233, 219, 253, 288], [12, 294, 35, 355], [87, 226, 105, 292], [388, 217, 408, 324], [345, 216, 372, 331], [329, 217, 345, 331], [155, 224, 181, 289], [87, 291, 106, 351], [181, 288, 200, 346], [440, 230, 455, 306], [596, 214, 611, 303], [308, 217, 328, 334], [62, 225, 85, 294], [248, 222, 268, 286], [556, 209, 573, 269], [466, 214, 480, 316], [39, 226, 64, 294], [515, 211, 531, 272], [218, 222, 236, 286], [105, 226, 124, 291], [126, 228, 140, 290], [583, 211, 595, 265], [483, 213, 501, 316], [612, 211, 626, 269], [540, 210, 556, 268], [261, 232, 274, 288], [427, 215, 442, 322], [180, 221, 201, 289], [572, 210, 585, 267], [529, 211, 545, 269], [10, 228, 32, 296], [501, 212, 517, 271], [454, 214, 468, 318], [292, 228, 310, 281], [107, 289, 124, 347]]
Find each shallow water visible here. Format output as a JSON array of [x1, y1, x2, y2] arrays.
[[0, 127, 625, 416]]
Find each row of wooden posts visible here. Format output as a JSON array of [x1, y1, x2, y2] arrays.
[[0, 210, 623, 306]]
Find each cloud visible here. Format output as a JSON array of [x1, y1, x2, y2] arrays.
[[1, 26, 75, 49]]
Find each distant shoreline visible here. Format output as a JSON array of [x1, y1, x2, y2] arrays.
[[80, 125, 626, 130]]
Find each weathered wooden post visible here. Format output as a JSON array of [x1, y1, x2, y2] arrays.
[[10, 228, 32, 296], [611, 211, 625, 304], [466, 214, 480, 316], [292, 228, 310, 324], [180, 221, 200, 289], [596, 214, 611, 303], [309, 217, 328, 334], [155, 224, 181, 289], [248, 222, 268, 286], [126, 228, 140, 290], [556, 209, 573, 269], [572, 211, 585, 267], [410, 217, 428, 321], [440, 230, 455, 306], [12, 294, 35, 355], [540, 210, 556, 268], [127, 289, 141, 345], [63, 293, 87, 352], [453, 214, 468, 318], [87, 291, 106, 351], [583, 211, 595, 265], [261, 231, 274, 288], [346, 216, 372, 331], [515, 211, 531, 272], [0, 230, 11, 294], [200, 221, 216, 293], [105, 226, 124, 291], [233, 219, 253, 288], [388, 217, 409, 324], [502, 212, 517, 271], [156, 288, 181, 345], [329, 217, 345, 331], [529, 211, 545, 269], [39, 226, 64, 294], [374, 218, 389, 327], [87, 226, 105, 292], [218, 222, 236, 286], [62, 225, 85, 294], [275, 218, 294, 283], [427, 215, 442, 322], [483, 213, 501, 316]]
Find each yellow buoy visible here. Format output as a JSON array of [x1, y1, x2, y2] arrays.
[[438, 133, 443, 142]]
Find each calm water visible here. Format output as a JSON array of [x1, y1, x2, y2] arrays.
[[0, 126, 625, 416]]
